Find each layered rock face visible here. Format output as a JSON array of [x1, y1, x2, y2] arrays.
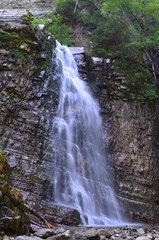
[[0, 152, 30, 235], [0, 9, 81, 226], [0, 9, 159, 225], [0, 0, 54, 11], [0, 8, 53, 216], [88, 57, 159, 222]]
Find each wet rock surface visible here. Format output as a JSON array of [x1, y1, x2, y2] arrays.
[[0, 153, 29, 235], [0, 8, 80, 228], [89, 57, 159, 223], [99, 95, 159, 222], [2, 225, 159, 240], [0, 3, 159, 229], [0, 0, 54, 13], [69, 47, 87, 80]]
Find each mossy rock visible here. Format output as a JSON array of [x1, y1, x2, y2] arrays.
[[0, 183, 30, 235], [0, 150, 10, 183], [0, 152, 30, 235]]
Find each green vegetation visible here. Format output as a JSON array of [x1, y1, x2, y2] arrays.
[[0, 150, 9, 182], [100, 0, 159, 102], [55, 0, 77, 22], [46, 14, 73, 46], [11, 49, 28, 64], [28, 12, 73, 46], [22, 1, 159, 102], [0, 32, 18, 41], [54, 0, 159, 102], [0, 32, 20, 48]]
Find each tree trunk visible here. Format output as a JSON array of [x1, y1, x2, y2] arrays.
[[138, 0, 146, 64], [74, 0, 79, 12]]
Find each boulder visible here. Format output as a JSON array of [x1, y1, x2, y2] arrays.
[[43, 204, 81, 226], [61, 209, 80, 226], [30, 225, 42, 234], [34, 228, 55, 239], [97, 229, 111, 238], [136, 237, 151, 240], [47, 230, 70, 240], [15, 236, 43, 240], [80, 228, 100, 240], [100, 236, 106, 240], [153, 235, 159, 239], [137, 229, 145, 235], [54, 228, 66, 235]]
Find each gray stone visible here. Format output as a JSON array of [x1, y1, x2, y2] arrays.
[[34, 228, 55, 239], [80, 229, 100, 240], [137, 229, 145, 235], [69, 47, 84, 55], [146, 234, 153, 239], [20, 44, 30, 52], [89, 57, 103, 71], [51, 230, 70, 240], [0, 0, 159, 226], [91, 57, 103, 66], [30, 225, 41, 234], [97, 229, 111, 238], [38, 24, 45, 30], [54, 228, 66, 235], [0, 49, 10, 55], [15, 236, 43, 240], [3, 235, 10, 240], [100, 236, 106, 240], [0, 0, 54, 11], [0, 9, 27, 20], [136, 237, 151, 240], [153, 235, 159, 239]]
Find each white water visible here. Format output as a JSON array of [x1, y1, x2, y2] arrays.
[[51, 41, 124, 226]]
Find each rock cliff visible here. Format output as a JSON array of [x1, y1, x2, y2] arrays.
[[0, 0, 54, 12], [0, 8, 159, 226], [89, 57, 159, 222]]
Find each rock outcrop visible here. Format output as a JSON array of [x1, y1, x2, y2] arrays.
[[0, 152, 30, 235], [0, 9, 81, 227], [88, 56, 159, 222], [0, 7, 159, 227], [0, 0, 54, 12], [3, 225, 159, 240]]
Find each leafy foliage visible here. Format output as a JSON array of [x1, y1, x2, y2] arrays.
[[46, 14, 73, 46], [139, 83, 159, 103], [11, 49, 28, 64], [55, 0, 77, 22], [99, 0, 159, 101], [28, 1, 159, 102], [29, 13, 73, 46]]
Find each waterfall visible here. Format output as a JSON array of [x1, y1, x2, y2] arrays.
[[50, 40, 124, 226]]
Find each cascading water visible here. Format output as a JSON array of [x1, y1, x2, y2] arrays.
[[50, 40, 124, 226]]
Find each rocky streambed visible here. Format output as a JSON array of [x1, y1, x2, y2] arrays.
[[2, 225, 159, 240]]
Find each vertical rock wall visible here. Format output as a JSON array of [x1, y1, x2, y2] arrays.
[[0, 10, 159, 224], [0, 11, 81, 225], [0, 9, 54, 208], [0, 0, 54, 11], [88, 57, 159, 222]]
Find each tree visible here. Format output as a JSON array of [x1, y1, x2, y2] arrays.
[[101, 0, 159, 81]]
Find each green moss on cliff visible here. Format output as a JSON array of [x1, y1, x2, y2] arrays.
[[0, 150, 10, 182], [11, 48, 29, 64], [0, 152, 29, 234]]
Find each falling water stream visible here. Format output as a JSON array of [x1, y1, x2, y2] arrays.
[[50, 41, 124, 226]]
